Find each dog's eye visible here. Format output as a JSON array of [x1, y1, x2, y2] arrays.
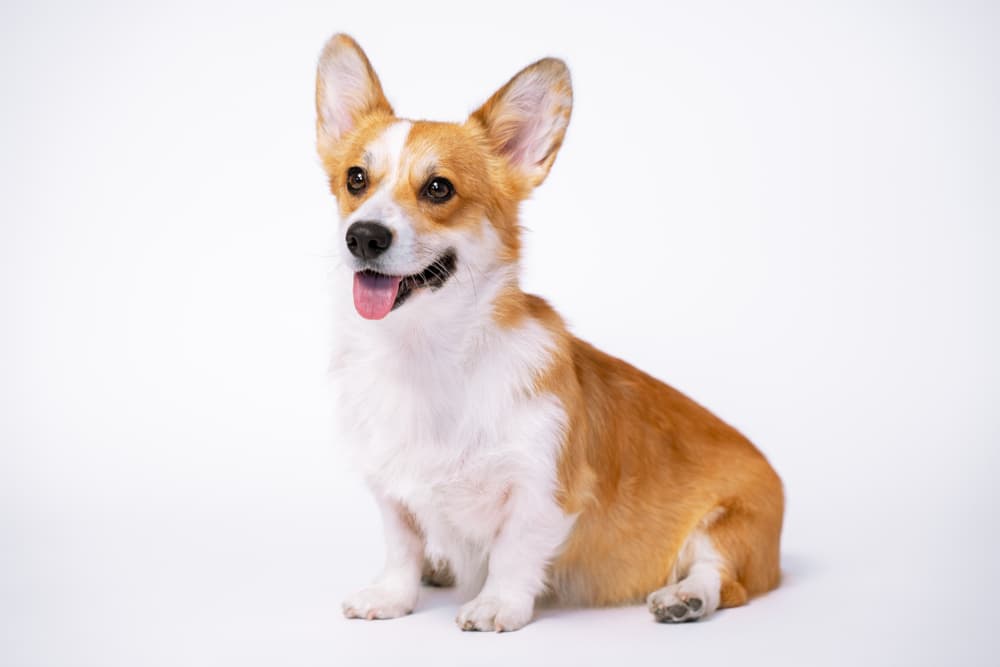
[[346, 167, 367, 194], [422, 177, 454, 203]]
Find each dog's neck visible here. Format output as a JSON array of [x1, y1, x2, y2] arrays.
[[334, 260, 523, 369]]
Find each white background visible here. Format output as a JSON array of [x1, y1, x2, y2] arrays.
[[2, 1, 998, 665]]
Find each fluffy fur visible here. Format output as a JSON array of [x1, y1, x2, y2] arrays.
[[316, 34, 783, 632]]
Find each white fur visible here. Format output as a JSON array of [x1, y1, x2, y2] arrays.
[[331, 122, 575, 632], [340, 121, 444, 276], [342, 494, 422, 620]]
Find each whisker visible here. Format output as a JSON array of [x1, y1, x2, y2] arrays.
[[427, 261, 448, 285], [465, 265, 479, 301]]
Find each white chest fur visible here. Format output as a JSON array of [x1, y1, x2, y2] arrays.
[[331, 275, 571, 574]]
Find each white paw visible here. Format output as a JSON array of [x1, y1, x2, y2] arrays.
[[647, 580, 718, 623], [342, 585, 415, 620], [456, 594, 533, 632]]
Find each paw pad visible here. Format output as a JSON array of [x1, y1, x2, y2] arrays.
[[651, 596, 704, 623], [647, 583, 713, 624]]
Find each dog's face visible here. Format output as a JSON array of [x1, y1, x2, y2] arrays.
[[315, 35, 572, 320]]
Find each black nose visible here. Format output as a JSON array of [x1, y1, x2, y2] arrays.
[[345, 221, 393, 259]]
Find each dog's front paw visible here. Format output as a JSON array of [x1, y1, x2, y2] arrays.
[[342, 585, 415, 621], [456, 594, 533, 632]]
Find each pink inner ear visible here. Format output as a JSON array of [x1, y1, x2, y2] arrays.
[[322, 102, 354, 139], [499, 87, 550, 168], [318, 44, 379, 141], [502, 117, 544, 167]]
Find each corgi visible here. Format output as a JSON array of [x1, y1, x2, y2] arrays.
[[316, 34, 783, 632]]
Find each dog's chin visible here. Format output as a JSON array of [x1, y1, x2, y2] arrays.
[[351, 249, 457, 320]]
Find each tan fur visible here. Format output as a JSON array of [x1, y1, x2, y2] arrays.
[[496, 296, 783, 608], [468, 57, 572, 188], [317, 34, 783, 614], [315, 34, 394, 148], [320, 117, 524, 263]]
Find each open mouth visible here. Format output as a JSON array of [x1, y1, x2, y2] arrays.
[[352, 250, 457, 320]]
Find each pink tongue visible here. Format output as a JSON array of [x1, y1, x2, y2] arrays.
[[353, 272, 403, 320]]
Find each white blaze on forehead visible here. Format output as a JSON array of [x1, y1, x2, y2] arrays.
[[348, 120, 413, 226], [367, 120, 413, 186]]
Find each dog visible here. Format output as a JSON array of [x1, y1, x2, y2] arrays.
[[316, 34, 783, 632]]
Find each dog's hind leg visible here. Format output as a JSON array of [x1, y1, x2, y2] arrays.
[[647, 501, 782, 623], [647, 525, 724, 623]]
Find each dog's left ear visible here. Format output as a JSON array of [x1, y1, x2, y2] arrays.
[[469, 58, 573, 187]]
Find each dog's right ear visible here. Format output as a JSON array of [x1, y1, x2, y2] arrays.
[[315, 34, 394, 148]]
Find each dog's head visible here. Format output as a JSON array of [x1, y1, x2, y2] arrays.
[[315, 34, 572, 321]]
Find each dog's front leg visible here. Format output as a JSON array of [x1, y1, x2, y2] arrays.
[[456, 485, 572, 632], [342, 492, 423, 620]]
